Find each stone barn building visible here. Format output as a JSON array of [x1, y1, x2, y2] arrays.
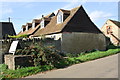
[[33, 6, 107, 53], [101, 19, 120, 46]]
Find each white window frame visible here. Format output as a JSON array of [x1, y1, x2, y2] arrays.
[[26, 25, 28, 31], [41, 19, 44, 29], [32, 22, 35, 29], [57, 11, 63, 24]]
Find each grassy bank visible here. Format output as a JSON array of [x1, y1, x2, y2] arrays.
[[1, 48, 120, 79], [0, 64, 54, 79], [66, 48, 120, 65]]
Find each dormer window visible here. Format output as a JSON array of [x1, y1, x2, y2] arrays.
[[28, 25, 32, 30], [57, 11, 63, 24], [41, 19, 44, 29], [32, 19, 40, 29], [32, 23, 39, 29], [26, 23, 32, 31], [40, 18, 51, 29], [57, 9, 70, 24], [22, 25, 26, 32]]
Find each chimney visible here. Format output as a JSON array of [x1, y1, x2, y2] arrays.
[[8, 17, 10, 22]]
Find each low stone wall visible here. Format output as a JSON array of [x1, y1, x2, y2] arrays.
[[4, 55, 34, 70]]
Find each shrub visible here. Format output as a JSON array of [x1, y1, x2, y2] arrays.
[[106, 44, 120, 49], [15, 44, 63, 67], [33, 46, 63, 67], [0, 64, 8, 70]]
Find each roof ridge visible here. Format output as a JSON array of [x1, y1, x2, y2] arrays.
[[0, 22, 12, 23], [109, 19, 120, 23], [71, 5, 82, 11], [109, 19, 120, 28], [59, 9, 70, 11]]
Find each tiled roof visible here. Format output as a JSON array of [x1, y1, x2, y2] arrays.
[[33, 7, 77, 36], [44, 12, 55, 18], [33, 6, 102, 36], [18, 13, 55, 36], [22, 25, 26, 28], [109, 19, 120, 28], [32, 19, 41, 23], [59, 9, 70, 14], [18, 24, 40, 35], [26, 23, 32, 25]]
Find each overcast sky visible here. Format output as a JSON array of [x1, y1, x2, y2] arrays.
[[0, 1, 118, 34]]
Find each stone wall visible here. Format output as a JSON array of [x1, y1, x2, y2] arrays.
[[61, 32, 107, 53], [43, 38, 61, 51], [4, 55, 34, 70], [0, 40, 11, 64]]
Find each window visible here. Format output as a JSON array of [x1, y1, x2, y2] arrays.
[[57, 11, 63, 24], [58, 15, 62, 23], [28, 25, 31, 30], [35, 23, 39, 27], [106, 26, 113, 34], [41, 19, 44, 29], [23, 28, 26, 32]]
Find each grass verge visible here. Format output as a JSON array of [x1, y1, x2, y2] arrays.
[[0, 65, 54, 79], [67, 48, 120, 65]]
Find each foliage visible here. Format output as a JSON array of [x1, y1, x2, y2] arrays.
[[0, 64, 8, 70], [15, 44, 63, 67], [66, 48, 120, 64], [8, 34, 28, 38], [0, 64, 8, 80], [62, 49, 97, 58], [1, 65, 54, 79], [56, 48, 120, 67], [106, 44, 120, 49]]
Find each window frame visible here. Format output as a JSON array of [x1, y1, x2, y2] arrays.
[[41, 19, 44, 29], [57, 11, 63, 24]]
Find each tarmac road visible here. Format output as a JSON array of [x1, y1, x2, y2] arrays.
[[25, 54, 119, 78]]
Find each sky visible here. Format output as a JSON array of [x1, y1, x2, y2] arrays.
[[0, 1, 119, 34]]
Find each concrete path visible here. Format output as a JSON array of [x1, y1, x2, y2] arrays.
[[26, 54, 118, 78]]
